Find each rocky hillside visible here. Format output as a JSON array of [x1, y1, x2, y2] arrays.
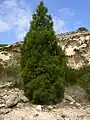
[[0, 82, 90, 120], [0, 31, 90, 119], [0, 41, 22, 67], [1, 31, 90, 69], [57, 31, 90, 69]]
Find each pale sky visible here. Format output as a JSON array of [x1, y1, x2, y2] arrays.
[[0, 0, 90, 44]]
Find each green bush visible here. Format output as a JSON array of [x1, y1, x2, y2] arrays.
[[24, 72, 65, 104], [77, 65, 90, 101], [21, 1, 66, 104], [5, 59, 20, 87], [0, 58, 21, 87], [65, 67, 78, 85], [0, 44, 8, 47], [77, 27, 88, 32]]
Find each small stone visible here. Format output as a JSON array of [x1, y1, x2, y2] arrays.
[[64, 118, 70, 120], [3, 95, 8, 99], [48, 106, 53, 110], [76, 102, 81, 108], [64, 93, 75, 103], [4, 90, 7, 93], [87, 111, 90, 114], [20, 95, 29, 103], [0, 99, 5, 104], [14, 88, 19, 92], [70, 102, 74, 105], [0, 104, 5, 108], [19, 92, 29, 103], [34, 112, 39, 117], [36, 105, 42, 111], [16, 103, 23, 108], [53, 109, 57, 112], [61, 114, 66, 118], [63, 99, 67, 103], [19, 90, 24, 95]]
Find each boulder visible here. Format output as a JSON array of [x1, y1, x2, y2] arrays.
[[6, 93, 20, 108], [18, 90, 29, 103], [19, 94, 29, 103], [64, 93, 75, 103]]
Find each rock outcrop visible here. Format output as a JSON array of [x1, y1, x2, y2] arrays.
[[57, 31, 90, 68], [1, 31, 90, 69], [0, 41, 22, 67], [0, 82, 29, 109]]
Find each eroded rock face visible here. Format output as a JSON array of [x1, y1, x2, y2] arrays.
[[0, 41, 22, 67], [1, 31, 90, 69], [0, 51, 11, 67], [57, 31, 90, 69]]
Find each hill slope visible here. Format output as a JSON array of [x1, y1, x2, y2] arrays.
[[1, 31, 90, 69]]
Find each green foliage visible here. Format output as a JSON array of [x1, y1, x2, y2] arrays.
[[0, 44, 8, 47], [65, 67, 78, 86], [64, 65, 90, 101], [25, 74, 65, 104], [77, 65, 90, 101], [0, 58, 21, 87], [21, 1, 66, 104], [5, 58, 20, 87], [77, 27, 88, 32]]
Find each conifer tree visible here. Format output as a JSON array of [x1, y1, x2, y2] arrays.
[[21, 1, 66, 104]]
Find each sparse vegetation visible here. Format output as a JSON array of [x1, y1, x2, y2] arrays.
[[65, 67, 78, 86], [0, 44, 8, 47], [0, 57, 21, 87], [64, 65, 90, 101], [77, 65, 90, 101]]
